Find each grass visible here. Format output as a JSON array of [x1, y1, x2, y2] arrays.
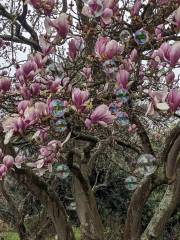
[[74, 227, 81, 239], [0, 228, 81, 240], [0, 232, 19, 240]]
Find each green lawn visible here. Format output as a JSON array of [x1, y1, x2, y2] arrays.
[[74, 227, 81, 239], [0, 228, 81, 240], [0, 232, 19, 240]]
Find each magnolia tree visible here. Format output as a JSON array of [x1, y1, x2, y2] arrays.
[[0, 0, 180, 239]]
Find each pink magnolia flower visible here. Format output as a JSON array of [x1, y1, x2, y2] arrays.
[[68, 37, 84, 60], [157, 42, 171, 63], [36, 140, 61, 171], [39, 36, 54, 56], [28, 0, 55, 16], [3, 155, 14, 170], [48, 78, 62, 93], [2, 116, 25, 144], [105, 40, 123, 59], [87, 0, 104, 17], [16, 60, 37, 83], [85, 104, 115, 128], [169, 42, 180, 66], [95, 36, 109, 59], [20, 85, 32, 99], [3, 116, 25, 134], [175, 7, 180, 29], [130, 49, 138, 62], [146, 89, 169, 115], [166, 71, 175, 84], [101, 8, 113, 25], [157, 0, 169, 5], [155, 24, 163, 39], [18, 100, 32, 115], [95, 37, 123, 60], [72, 88, 89, 112], [0, 164, 7, 179], [48, 13, 70, 38], [81, 67, 93, 81], [31, 82, 41, 96], [14, 154, 25, 168], [32, 52, 47, 69], [131, 0, 141, 16], [32, 127, 49, 142], [103, 0, 117, 10], [168, 89, 180, 112], [116, 70, 130, 89], [24, 106, 39, 124], [34, 102, 49, 116], [0, 77, 11, 92]]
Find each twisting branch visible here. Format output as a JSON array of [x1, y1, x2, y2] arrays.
[[0, 180, 28, 240], [62, 0, 67, 13]]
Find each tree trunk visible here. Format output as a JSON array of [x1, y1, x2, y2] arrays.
[[141, 173, 180, 240], [71, 141, 104, 240], [0, 181, 28, 240], [124, 168, 165, 240], [13, 168, 75, 240]]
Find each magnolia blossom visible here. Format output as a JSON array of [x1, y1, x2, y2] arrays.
[[28, 0, 55, 15], [68, 37, 84, 60], [169, 42, 180, 66], [18, 100, 32, 115], [146, 90, 169, 115], [31, 82, 41, 96], [2, 116, 25, 144], [48, 78, 62, 93], [39, 36, 54, 56], [20, 85, 32, 99], [0, 164, 7, 179], [23, 102, 48, 124], [32, 127, 49, 143], [85, 104, 115, 128], [167, 89, 180, 112], [130, 49, 138, 62], [16, 60, 37, 83], [34, 102, 49, 116], [155, 24, 163, 39], [72, 88, 89, 112], [101, 8, 113, 25], [48, 13, 70, 39], [3, 155, 14, 170], [24, 106, 38, 124], [81, 67, 93, 81], [95, 37, 123, 60], [14, 154, 25, 168], [3, 116, 25, 134], [82, 0, 117, 23], [116, 70, 130, 89], [32, 52, 47, 69], [36, 140, 61, 172], [157, 42, 171, 62], [0, 77, 11, 92], [131, 0, 141, 16], [84, 0, 104, 17], [157, 42, 180, 66], [166, 71, 175, 84]]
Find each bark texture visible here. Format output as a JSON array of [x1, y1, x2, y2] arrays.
[[68, 141, 104, 240], [13, 168, 75, 240]]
